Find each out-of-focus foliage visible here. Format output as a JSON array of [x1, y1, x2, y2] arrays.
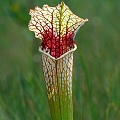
[[0, 0, 120, 120]]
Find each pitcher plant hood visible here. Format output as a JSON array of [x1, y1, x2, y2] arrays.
[[28, 1, 88, 60]]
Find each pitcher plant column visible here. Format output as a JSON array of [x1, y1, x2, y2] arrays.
[[28, 2, 88, 120]]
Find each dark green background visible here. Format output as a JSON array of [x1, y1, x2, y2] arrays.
[[0, 0, 120, 120]]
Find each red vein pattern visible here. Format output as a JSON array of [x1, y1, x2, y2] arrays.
[[28, 2, 88, 120], [28, 2, 88, 59]]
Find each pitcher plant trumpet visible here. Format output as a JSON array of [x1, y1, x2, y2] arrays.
[[28, 1, 88, 120]]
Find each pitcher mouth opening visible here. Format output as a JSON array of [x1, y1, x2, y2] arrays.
[[39, 44, 77, 60]]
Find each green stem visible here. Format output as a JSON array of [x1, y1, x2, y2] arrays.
[[48, 78, 73, 120]]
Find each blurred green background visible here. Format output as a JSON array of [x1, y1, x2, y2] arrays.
[[0, 0, 120, 120]]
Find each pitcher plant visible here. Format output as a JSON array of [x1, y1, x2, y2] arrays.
[[28, 1, 88, 120]]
